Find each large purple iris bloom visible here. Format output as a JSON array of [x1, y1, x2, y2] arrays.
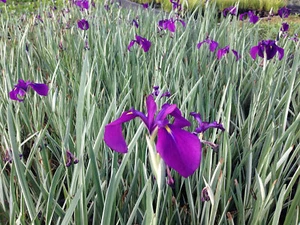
[[1, 0, 7, 3], [250, 40, 284, 60], [128, 35, 151, 52], [104, 95, 201, 177], [9, 79, 49, 102]]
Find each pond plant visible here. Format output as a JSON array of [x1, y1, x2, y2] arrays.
[[0, 0, 299, 224]]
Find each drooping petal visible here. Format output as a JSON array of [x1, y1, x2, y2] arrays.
[[250, 45, 259, 60], [9, 88, 26, 102], [127, 40, 136, 51], [156, 125, 201, 177], [135, 35, 151, 52], [170, 107, 191, 128], [104, 110, 145, 153], [217, 46, 230, 60], [239, 12, 248, 21], [232, 49, 241, 61], [277, 46, 284, 60], [29, 83, 49, 96], [196, 41, 205, 49]]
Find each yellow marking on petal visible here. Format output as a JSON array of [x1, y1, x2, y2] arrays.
[[165, 125, 172, 134], [126, 112, 133, 115]]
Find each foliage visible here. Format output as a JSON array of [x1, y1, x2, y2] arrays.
[[0, 1, 299, 225]]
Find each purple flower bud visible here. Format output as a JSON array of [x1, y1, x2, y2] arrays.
[[201, 187, 210, 202]]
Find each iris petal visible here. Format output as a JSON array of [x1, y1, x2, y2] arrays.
[[277, 46, 284, 60], [104, 110, 140, 153], [209, 41, 219, 52], [250, 46, 259, 59], [156, 125, 201, 177], [9, 88, 26, 102], [29, 83, 49, 96], [146, 95, 157, 132], [190, 112, 225, 133]]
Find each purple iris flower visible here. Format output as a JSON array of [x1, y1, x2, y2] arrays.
[[77, 19, 89, 30], [250, 40, 284, 60], [142, 3, 149, 8], [190, 112, 224, 133], [158, 18, 185, 33], [66, 150, 79, 167], [197, 37, 219, 52], [232, 49, 241, 61], [128, 35, 151, 52], [104, 95, 202, 177], [248, 11, 259, 24], [1, 0, 7, 3], [152, 86, 171, 98], [170, 0, 182, 11], [240, 11, 259, 24], [75, 0, 89, 10], [217, 46, 230, 60], [223, 6, 237, 17], [9, 80, 49, 102], [280, 22, 289, 32], [278, 6, 291, 18], [290, 33, 298, 42]]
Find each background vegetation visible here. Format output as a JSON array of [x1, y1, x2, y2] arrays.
[[0, 1, 299, 224]]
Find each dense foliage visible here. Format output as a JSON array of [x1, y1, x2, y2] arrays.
[[0, 1, 299, 224]]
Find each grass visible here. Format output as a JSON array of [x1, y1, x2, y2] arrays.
[[0, 1, 299, 225]]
